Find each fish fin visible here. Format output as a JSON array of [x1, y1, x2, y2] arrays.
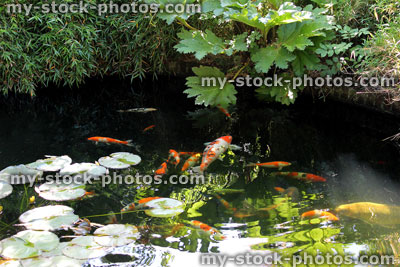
[[217, 157, 223, 161], [203, 142, 211, 146], [278, 167, 283, 170], [191, 166, 204, 175], [245, 163, 256, 167], [228, 144, 242, 151]]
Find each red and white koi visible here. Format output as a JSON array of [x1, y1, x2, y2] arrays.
[[189, 220, 226, 240], [88, 136, 135, 147], [168, 149, 180, 165], [200, 136, 232, 172], [121, 197, 162, 212], [181, 153, 202, 172]]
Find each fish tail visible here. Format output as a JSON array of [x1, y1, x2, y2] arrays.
[[125, 140, 134, 146], [245, 163, 257, 167]]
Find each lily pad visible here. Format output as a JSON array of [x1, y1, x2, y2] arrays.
[[0, 231, 59, 260], [26, 156, 72, 172], [98, 156, 130, 169], [35, 182, 86, 201], [110, 152, 141, 166], [62, 236, 107, 260], [0, 260, 22, 267], [0, 182, 12, 199], [21, 255, 81, 267], [144, 198, 185, 218], [0, 165, 42, 185], [60, 163, 107, 178], [19, 205, 78, 231], [19, 205, 74, 224], [94, 224, 139, 247]]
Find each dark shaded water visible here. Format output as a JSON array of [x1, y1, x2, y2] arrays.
[[1, 77, 400, 266]]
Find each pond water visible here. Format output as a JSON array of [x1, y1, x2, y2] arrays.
[[1, 78, 400, 266]]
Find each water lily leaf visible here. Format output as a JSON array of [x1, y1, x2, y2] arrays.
[[94, 224, 139, 247], [98, 156, 130, 169], [144, 198, 185, 218], [0, 182, 12, 199], [19, 205, 78, 231], [0, 165, 42, 185], [27, 156, 72, 172], [35, 183, 86, 201], [0, 238, 39, 260], [21, 255, 81, 267], [19, 206, 74, 224], [0, 231, 59, 260], [0, 260, 22, 266], [62, 236, 107, 260], [187, 200, 206, 218], [14, 231, 59, 252], [60, 163, 107, 178], [313, 241, 328, 254], [110, 152, 141, 166], [309, 228, 324, 242]]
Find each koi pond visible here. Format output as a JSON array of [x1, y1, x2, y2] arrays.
[[1, 79, 400, 267]]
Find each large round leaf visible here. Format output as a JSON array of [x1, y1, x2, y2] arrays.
[[27, 156, 72, 172], [35, 183, 86, 201], [60, 163, 107, 178], [19, 206, 74, 224], [94, 224, 139, 247], [21, 255, 81, 267], [110, 152, 141, 166], [19, 205, 78, 231], [62, 236, 107, 260], [0, 182, 12, 199], [0, 231, 59, 260], [98, 156, 130, 169], [0, 165, 42, 185], [144, 198, 184, 218]]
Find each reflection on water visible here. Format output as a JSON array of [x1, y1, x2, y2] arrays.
[[1, 85, 400, 266]]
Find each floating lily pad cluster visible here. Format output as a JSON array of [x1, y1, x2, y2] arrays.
[[98, 152, 141, 169], [0, 153, 140, 202], [0, 219, 140, 266]]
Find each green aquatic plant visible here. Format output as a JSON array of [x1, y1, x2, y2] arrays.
[[147, 0, 336, 106]]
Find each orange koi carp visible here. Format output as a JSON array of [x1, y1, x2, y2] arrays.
[[155, 162, 168, 176], [246, 161, 291, 170], [272, 172, 326, 182], [301, 210, 339, 221], [189, 220, 225, 239], [121, 197, 162, 212], [214, 193, 236, 212], [143, 125, 156, 132], [217, 105, 231, 118], [200, 136, 232, 172], [181, 153, 201, 171], [88, 136, 134, 147]]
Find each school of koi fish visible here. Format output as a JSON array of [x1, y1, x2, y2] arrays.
[[84, 107, 400, 241]]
